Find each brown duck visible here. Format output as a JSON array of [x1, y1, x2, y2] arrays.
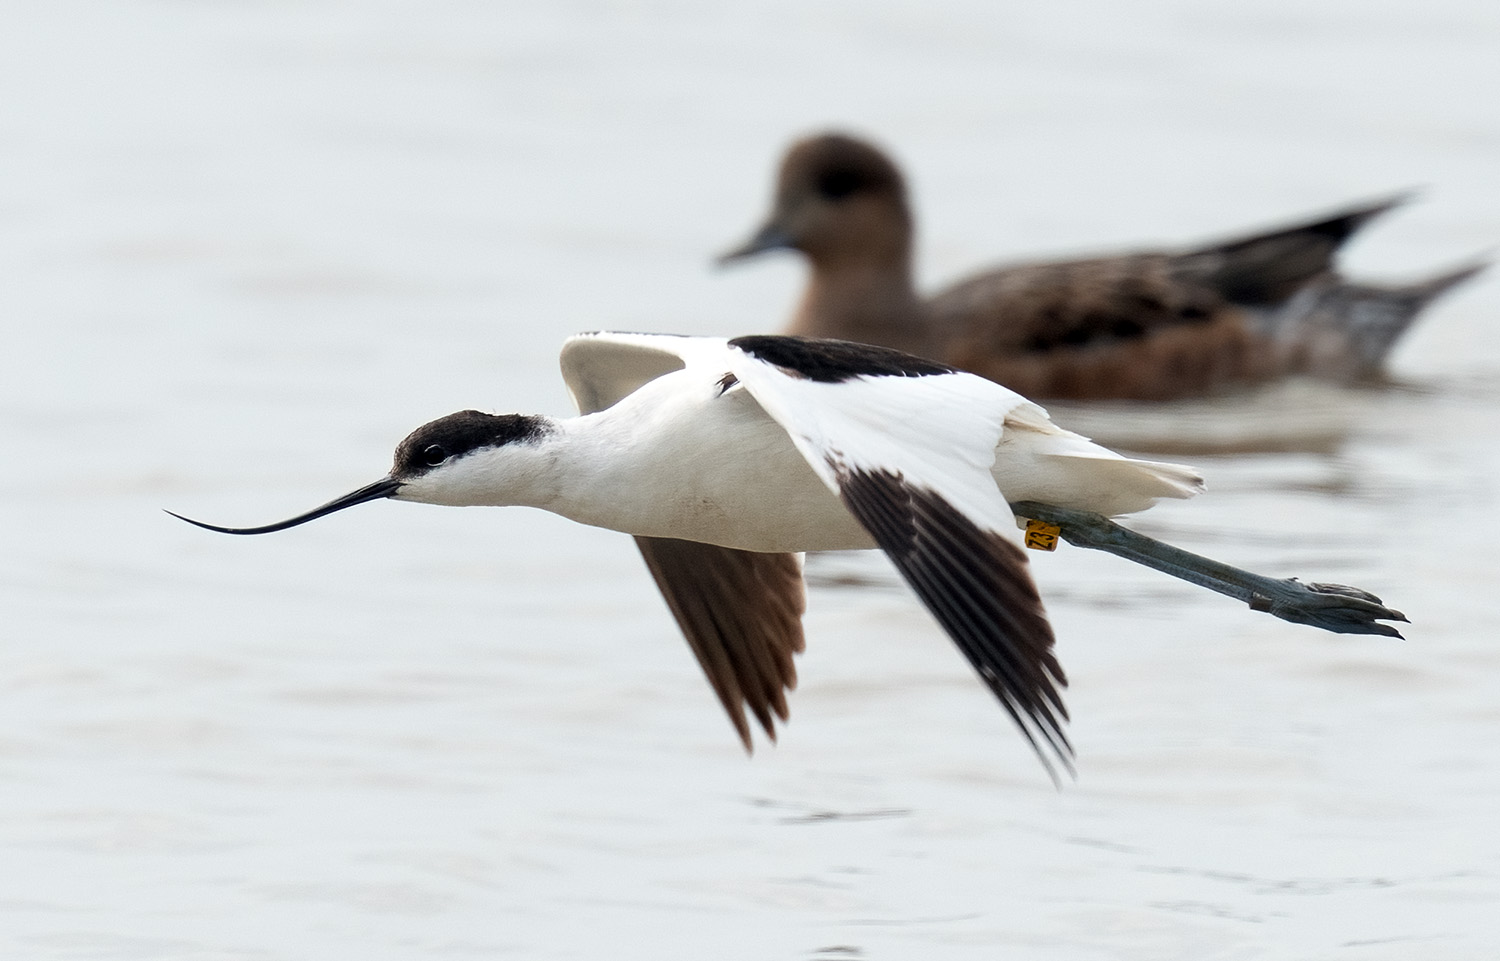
[[720, 132, 1483, 401]]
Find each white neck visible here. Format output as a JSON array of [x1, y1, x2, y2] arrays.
[[396, 376, 873, 553]]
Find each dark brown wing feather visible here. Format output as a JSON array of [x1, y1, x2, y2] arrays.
[[931, 253, 1263, 400], [927, 197, 1413, 400], [633, 536, 806, 749], [836, 469, 1072, 776], [1174, 193, 1407, 305]]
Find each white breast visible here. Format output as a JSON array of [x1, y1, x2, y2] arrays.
[[551, 370, 875, 553]]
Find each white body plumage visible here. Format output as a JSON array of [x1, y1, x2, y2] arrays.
[[397, 332, 1201, 554]]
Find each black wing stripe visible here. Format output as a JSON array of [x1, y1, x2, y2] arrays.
[[634, 536, 806, 749], [912, 496, 1069, 712], [911, 501, 1045, 644], [837, 468, 1072, 773], [903, 519, 1068, 722], [892, 559, 1066, 768], [729, 334, 958, 382], [896, 553, 1072, 767], [913, 515, 1070, 734], [907, 489, 1058, 658], [846, 473, 1053, 706]]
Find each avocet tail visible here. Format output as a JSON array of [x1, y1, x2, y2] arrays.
[[996, 403, 1204, 517]]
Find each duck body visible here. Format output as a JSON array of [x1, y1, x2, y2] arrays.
[[724, 132, 1483, 401]]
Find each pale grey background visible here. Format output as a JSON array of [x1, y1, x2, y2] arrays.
[[2, 2, 1498, 958]]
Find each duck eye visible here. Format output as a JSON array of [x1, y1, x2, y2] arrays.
[[816, 168, 862, 200], [423, 444, 448, 466]]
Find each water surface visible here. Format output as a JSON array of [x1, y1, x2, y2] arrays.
[[3, 2, 1499, 958]]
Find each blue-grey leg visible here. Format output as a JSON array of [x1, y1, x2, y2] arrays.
[[1009, 501, 1407, 638]]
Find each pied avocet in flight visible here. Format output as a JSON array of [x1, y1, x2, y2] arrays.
[[170, 332, 1406, 776]]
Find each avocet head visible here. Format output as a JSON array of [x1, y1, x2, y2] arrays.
[[388, 410, 555, 507], [168, 410, 556, 534]]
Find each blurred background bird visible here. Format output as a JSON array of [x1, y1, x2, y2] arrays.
[[721, 132, 1485, 400]]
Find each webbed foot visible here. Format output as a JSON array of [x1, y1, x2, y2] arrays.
[[1249, 578, 1407, 638]]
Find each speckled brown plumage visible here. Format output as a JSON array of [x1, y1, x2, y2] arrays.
[[721, 132, 1483, 401]]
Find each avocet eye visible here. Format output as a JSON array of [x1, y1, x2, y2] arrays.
[[423, 445, 448, 466]]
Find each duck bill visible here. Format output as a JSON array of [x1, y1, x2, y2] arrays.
[[166, 477, 402, 535], [715, 221, 795, 265]]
